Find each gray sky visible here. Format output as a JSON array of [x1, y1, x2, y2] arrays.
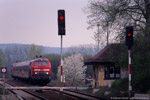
[[0, 0, 95, 47]]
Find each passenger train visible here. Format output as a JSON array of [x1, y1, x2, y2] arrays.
[[11, 58, 51, 85]]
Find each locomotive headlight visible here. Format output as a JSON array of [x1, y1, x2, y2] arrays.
[[46, 72, 49, 75], [34, 69, 40, 71], [35, 72, 38, 74], [43, 69, 50, 71]]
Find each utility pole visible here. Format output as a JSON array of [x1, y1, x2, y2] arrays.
[[97, 23, 100, 51]]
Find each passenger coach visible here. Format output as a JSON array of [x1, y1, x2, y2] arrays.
[[11, 58, 51, 84]]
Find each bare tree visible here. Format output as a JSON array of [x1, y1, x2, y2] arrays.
[[5, 46, 29, 66], [84, 0, 150, 43], [28, 44, 43, 59], [0, 49, 5, 66], [66, 44, 97, 56], [92, 23, 109, 51]]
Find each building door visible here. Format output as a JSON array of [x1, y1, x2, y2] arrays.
[[98, 67, 104, 86]]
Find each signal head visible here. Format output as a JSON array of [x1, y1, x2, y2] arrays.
[[126, 26, 133, 49], [60, 16, 64, 20], [128, 33, 131, 37], [58, 10, 65, 35]]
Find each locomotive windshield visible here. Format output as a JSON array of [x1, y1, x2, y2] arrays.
[[42, 61, 49, 66], [35, 61, 49, 66], [35, 61, 41, 66]]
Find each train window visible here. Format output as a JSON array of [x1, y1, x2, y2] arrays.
[[35, 61, 41, 66], [24, 66, 27, 71], [42, 62, 49, 66], [30, 62, 32, 66], [25, 66, 28, 71]]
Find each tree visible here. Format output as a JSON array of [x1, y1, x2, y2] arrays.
[[92, 24, 109, 51], [5, 46, 29, 64], [57, 54, 87, 85], [28, 44, 43, 59], [85, 0, 150, 93], [43, 54, 60, 79], [85, 0, 150, 43], [0, 49, 5, 66], [66, 44, 97, 56], [4, 45, 29, 77]]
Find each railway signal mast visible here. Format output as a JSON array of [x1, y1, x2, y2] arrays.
[[58, 9, 66, 91], [126, 26, 133, 99]]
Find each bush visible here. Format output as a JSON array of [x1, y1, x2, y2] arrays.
[[111, 80, 121, 90], [111, 78, 128, 92], [105, 78, 128, 97], [132, 71, 150, 93]]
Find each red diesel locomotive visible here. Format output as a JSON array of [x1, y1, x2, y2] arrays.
[[11, 58, 51, 84]]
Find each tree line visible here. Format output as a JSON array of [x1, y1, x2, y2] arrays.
[[0, 44, 94, 80]]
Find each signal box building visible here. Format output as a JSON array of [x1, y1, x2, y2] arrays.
[[85, 44, 128, 88]]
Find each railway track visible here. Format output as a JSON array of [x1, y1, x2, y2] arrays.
[[3, 79, 109, 100], [63, 89, 108, 100], [2, 79, 79, 100], [0, 80, 48, 100], [42, 86, 109, 100]]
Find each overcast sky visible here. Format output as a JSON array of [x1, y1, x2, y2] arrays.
[[0, 0, 95, 47]]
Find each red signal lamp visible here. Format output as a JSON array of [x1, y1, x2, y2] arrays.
[[60, 16, 64, 20], [128, 33, 131, 37]]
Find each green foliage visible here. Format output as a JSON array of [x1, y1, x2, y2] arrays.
[[28, 44, 43, 59], [111, 78, 128, 92], [95, 87, 110, 96], [105, 78, 128, 97], [111, 80, 121, 90], [109, 44, 128, 69], [0, 49, 5, 66], [109, 32, 150, 93], [130, 33, 150, 93], [43, 54, 60, 79], [132, 71, 150, 93], [86, 0, 150, 94], [94, 78, 128, 98]]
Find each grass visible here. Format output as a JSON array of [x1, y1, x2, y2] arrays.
[[0, 87, 9, 100], [48, 79, 126, 98], [79, 88, 94, 94], [48, 79, 131, 99], [94, 87, 110, 99], [0, 87, 9, 95], [48, 80, 61, 87], [48, 80, 87, 87]]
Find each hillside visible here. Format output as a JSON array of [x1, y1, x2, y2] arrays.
[[0, 43, 68, 54]]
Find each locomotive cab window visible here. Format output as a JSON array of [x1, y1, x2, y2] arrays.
[[35, 62, 41, 66], [42, 62, 49, 66]]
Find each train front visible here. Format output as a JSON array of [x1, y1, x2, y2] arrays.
[[31, 58, 51, 84]]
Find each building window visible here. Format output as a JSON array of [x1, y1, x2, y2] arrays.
[[104, 66, 120, 79]]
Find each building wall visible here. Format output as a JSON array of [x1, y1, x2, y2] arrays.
[[93, 65, 127, 88], [97, 65, 115, 87], [104, 80, 115, 87]]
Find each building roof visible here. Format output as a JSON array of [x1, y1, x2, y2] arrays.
[[85, 44, 124, 65]]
